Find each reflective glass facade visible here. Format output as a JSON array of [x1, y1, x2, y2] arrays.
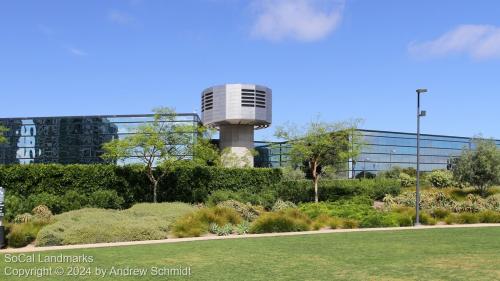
[[2, 114, 498, 173], [350, 130, 500, 178], [0, 114, 200, 164], [254, 130, 500, 178]]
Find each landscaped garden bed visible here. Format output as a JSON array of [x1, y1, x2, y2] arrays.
[[3, 185, 499, 249]]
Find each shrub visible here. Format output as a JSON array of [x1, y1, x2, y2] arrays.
[[89, 190, 125, 209], [216, 200, 262, 221], [342, 219, 359, 229], [299, 198, 375, 221], [271, 199, 297, 212], [360, 213, 398, 228], [327, 217, 344, 229], [206, 189, 276, 209], [170, 207, 243, 238], [274, 179, 401, 203], [13, 213, 33, 224], [477, 210, 500, 223], [250, 210, 311, 233], [196, 207, 242, 226], [431, 208, 450, 219], [7, 222, 43, 248], [4, 194, 30, 221], [379, 166, 403, 179], [36, 203, 195, 246], [458, 213, 480, 224], [311, 214, 333, 230], [281, 166, 305, 181], [171, 214, 207, 238], [445, 213, 460, 225], [60, 190, 89, 212], [0, 164, 282, 208], [444, 212, 479, 225], [355, 171, 376, 179], [392, 213, 413, 227], [428, 170, 453, 188], [384, 191, 456, 211], [418, 212, 437, 225], [27, 193, 61, 214], [399, 173, 415, 187]]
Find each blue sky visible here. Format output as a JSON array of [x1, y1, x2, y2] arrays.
[[1, 0, 500, 141]]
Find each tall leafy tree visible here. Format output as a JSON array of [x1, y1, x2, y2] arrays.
[[102, 107, 197, 203], [452, 138, 500, 196], [190, 126, 221, 166], [276, 118, 363, 202]]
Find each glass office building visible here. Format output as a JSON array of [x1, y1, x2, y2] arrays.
[[0, 114, 200, 164], [1, 113, 498, 175], [350, 130, 500, 178], [254, 129, 500, 178]]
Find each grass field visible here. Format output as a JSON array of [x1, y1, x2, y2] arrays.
[[1, 227, 499, 281]]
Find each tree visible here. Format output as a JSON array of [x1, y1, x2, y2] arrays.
[[0, 125, 7, 144], [275, 118, 363, 203], [190, 126, 221, 166], [452, 138, 500, 196], [102, 107, 196, 203]]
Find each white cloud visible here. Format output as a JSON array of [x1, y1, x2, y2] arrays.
[[108, 10, 136, 25], [67, 47, 87, 56], [408, 24, 500, 60], [251, 0, 344, 42]]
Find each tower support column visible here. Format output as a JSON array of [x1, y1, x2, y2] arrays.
[[219, 125, 254, 167]]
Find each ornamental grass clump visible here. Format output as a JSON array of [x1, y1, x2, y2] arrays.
[[171, 206, 243, 238], [6, 222, 44, 248], [250, 209, 311, 234], [477, 210, 500, 223]]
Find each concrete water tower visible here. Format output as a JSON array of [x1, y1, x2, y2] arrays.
[[201, 84, 272, 167]]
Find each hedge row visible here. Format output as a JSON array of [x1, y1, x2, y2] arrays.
[[0, 164, 402, 219], [274, 178, 401, 202], [0, 164, 282, 214]]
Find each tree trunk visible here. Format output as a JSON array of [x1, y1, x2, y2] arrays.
[[153, 180, 158, 203], [314, 177, 319, 203], [312, 160, 319, 203]]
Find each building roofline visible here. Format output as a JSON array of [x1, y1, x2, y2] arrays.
[[0, 113, 201, 121], [357, 129, 499, 141]]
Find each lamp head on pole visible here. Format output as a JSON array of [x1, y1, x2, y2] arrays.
[[416, 88, 428, 94]]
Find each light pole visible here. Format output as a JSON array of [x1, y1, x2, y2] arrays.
[[0, 186, 5, 248], [415, 88, 428, 226]]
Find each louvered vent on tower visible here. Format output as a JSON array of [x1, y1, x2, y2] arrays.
[[241, 89, 266, 108], [201, 92, 213, 112]]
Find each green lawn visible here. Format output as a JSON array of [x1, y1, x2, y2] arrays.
[[1, 227, 500, 281]]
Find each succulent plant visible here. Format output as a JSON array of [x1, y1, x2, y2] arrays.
[[32, 205, 53, 222], [216, 224, 233, 236], [235, 221, 250, 235], [271, 199, 297, 212], [13, 213, 33, 224], [209, 223, 219, 234]]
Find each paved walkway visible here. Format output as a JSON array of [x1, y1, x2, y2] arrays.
[[1, 223, 499, 254]]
